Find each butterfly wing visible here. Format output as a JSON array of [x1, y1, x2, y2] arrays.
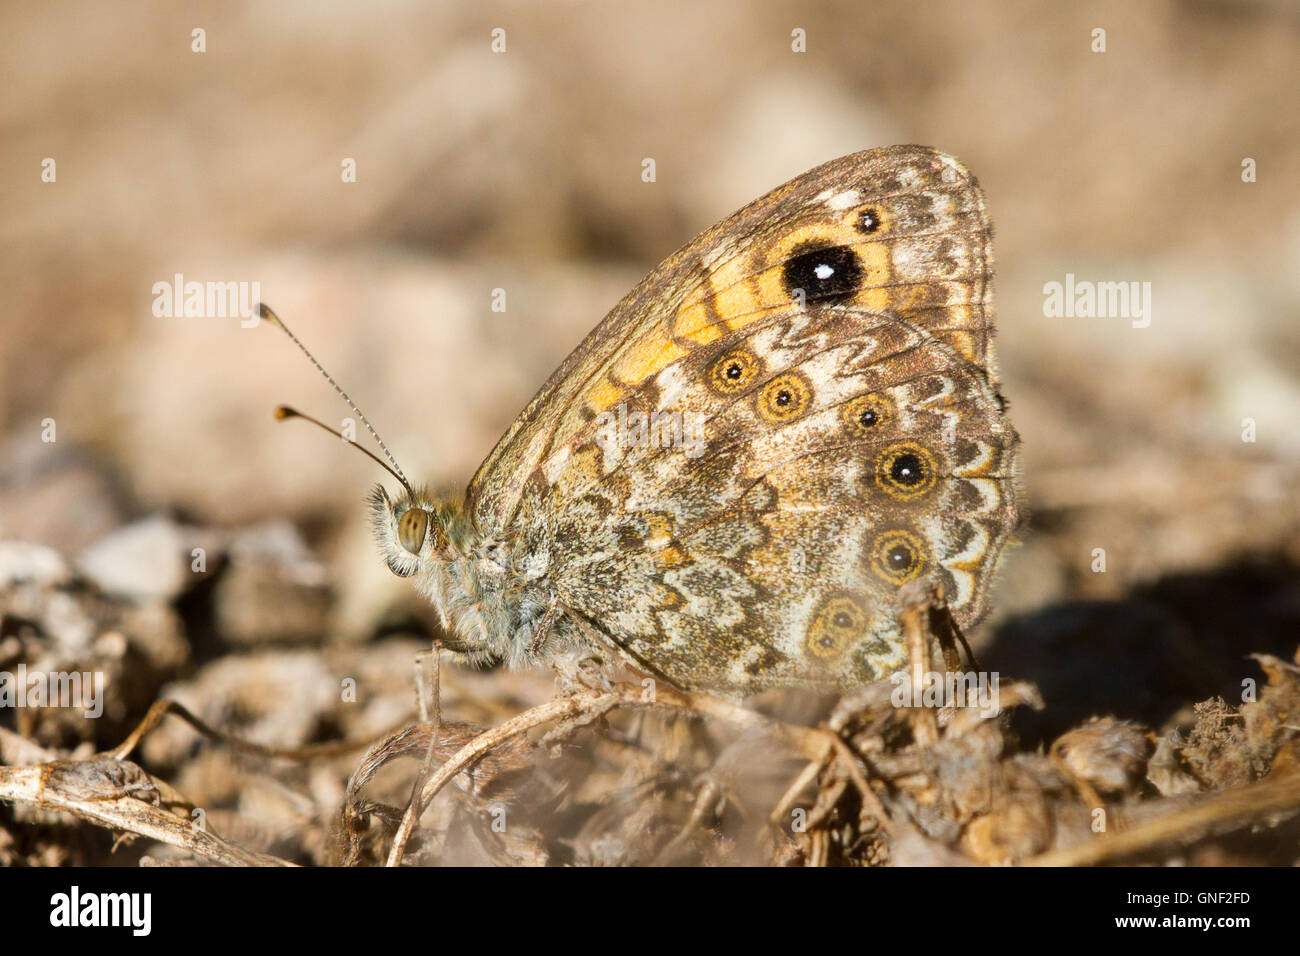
[[468, 146, 999, 533], [468, 146, 1019, 691]]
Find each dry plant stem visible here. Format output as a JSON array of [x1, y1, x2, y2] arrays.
[[769, 751, 832, 829], [0, 695, 413, 867], [1024, 772, 1300, 866], [0, 763, 293, 867], [841, 744, 889, 831], [388, 642, 444, 867], [903, 598, 940, 748], [385, 690, 596, 866], [659, 779, 727, 860], [104, 698, 413, 763], [670, 686, 894, 832], [809, 829, 830, 867], [806, 777, 850, 831], [683, 779, 725, 832], [0, 699, 415, 868], [663, 686, 890, 835], [385, 680, 894, 866]]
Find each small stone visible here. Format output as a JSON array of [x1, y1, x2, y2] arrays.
[[77, 515, 186, 602], [213, 521, 331, 646], [0, 542, 69, 589]]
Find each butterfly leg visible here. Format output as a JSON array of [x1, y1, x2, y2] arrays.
[[899, 579, 951, 747], [527, 597, 561, 658], [897, 578, 997, 747], [526, 599, 622, 693]]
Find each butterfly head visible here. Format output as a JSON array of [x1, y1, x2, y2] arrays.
[[256, 305, 466, 581], [369, 484, 460, 579]]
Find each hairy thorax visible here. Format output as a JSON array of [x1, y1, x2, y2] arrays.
[[405, 496, 583, 670]]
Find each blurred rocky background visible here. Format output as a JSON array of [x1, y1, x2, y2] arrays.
[[1, 0, 1298, 865]]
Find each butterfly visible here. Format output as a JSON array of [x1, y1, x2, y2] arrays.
[[272, 145, 1020, 696]]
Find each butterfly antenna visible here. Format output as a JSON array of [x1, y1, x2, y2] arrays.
[[257, 303, 413, 493], [273, 406, 413, 495]]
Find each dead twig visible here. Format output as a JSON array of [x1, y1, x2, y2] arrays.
[[1023, 771, 1300, 866], [0, 759, 293, 867], [104, 698, 414, 763], [383, 680, 894, 866], [0, 695, 415, 867], [389, 641, 443, 867]]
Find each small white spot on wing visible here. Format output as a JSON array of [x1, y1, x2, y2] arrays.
[[541, 444, 572, 484], [826, 189, 860, 211]]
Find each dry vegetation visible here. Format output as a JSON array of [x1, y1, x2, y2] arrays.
[[2, 538, 1298, 866]]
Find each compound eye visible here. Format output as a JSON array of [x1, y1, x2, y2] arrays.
[[397, 508, 429, 555]]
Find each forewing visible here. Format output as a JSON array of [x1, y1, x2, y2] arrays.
[[467, 146, 1000, 539]]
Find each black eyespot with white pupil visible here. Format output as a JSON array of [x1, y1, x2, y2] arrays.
[[710, 348, 762, 393], [857, 209, 882, 234], [890, 453, 925, 486], [869, 529, 926, 585], [873, 443, 938, 500], [843, 394, 890, 435], [887, 545, 913, 571], [757, 372, 813, 423], [782, 244, 863, 303]]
